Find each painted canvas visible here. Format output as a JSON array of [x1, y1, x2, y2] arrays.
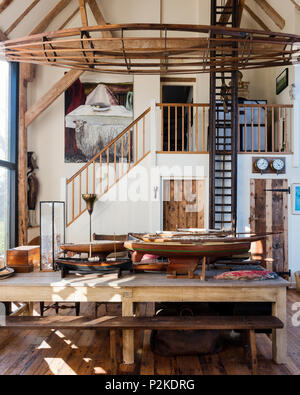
[[65, 80, 133, 163], [292, 184, 300, 215], [276, 68, 289, 95]]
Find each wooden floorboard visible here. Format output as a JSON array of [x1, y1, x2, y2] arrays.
[[0, 291, 299, 375]]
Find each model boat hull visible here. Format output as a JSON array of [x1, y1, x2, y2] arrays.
[[124, 240, 251, 262], [55, 258, 131, 277], [60, 241, 126, 256]]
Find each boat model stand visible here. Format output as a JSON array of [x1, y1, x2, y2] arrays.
[[166, 257, 207, 280]]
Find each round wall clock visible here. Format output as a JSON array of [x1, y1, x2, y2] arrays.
[[271, 159, 285, 172], [255, 158, 269, 172]]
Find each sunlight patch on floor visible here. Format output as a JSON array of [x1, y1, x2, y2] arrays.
[[44, 358, 77, 375], [37, 340, 51, 349], [94, 366, 107, 374]]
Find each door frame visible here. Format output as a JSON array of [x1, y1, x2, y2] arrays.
[[160, 176, 208, 231]]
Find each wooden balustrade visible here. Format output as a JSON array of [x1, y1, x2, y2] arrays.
[[66, 107, 151, 227], [66, 102, 293, 226], [157, 102, 293, 155], [156, 103, 210, 153], [237, 104, 293, 154]]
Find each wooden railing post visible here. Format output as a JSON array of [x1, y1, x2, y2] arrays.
[[150, 99, 157, 152], [66, 107, 151, 226]]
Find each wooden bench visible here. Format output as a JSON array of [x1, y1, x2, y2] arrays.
[[0, 315, 284, 374]]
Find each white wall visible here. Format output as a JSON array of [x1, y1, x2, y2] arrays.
[[5, 0, 298, 276], [237, 154, 300, 276]]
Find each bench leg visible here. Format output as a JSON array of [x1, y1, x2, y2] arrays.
[[110, 329, 118, 374], [249, 330, 258, 375]]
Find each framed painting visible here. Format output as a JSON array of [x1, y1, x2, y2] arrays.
[[65, 80, 134, 163], [276, 68, 289, 95], [292, 184, 300, 215]]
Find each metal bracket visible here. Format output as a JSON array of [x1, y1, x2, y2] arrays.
[[264, 187, 290, 194]]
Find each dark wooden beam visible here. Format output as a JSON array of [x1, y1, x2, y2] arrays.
[[0, 0, 13, 14], [5, 0, 41, 36], [253, 0, 285, 30], [18, 64, 29, 246], [0, 28, 7, 41], [86, 0, 112, 38], [58, 7, 80, 30], [244, 4, 270, 31], [30, 0, 73, 35], [237, 0, 245, 27], [25, 69, 83, 128], [218, 0, 233, 25], [78, 0, 88, 27]]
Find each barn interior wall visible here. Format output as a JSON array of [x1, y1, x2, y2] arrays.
[[2, 0, 299, 275]]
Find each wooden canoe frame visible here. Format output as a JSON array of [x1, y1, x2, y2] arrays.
[[2, 23, 300, 76], [0, 0, 291, 245]]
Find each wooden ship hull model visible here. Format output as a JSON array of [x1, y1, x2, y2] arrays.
[[124, 240, 252, 280], [55, 257, 131, 278], [57, 240, 129, 278], [60, 241, 126, 259]]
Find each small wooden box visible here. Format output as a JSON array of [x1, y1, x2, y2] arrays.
[[7, 246, 40, 273]]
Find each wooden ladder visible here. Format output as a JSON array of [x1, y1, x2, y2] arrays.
[[209, 0, 239, 231]]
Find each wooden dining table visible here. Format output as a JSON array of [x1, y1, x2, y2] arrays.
[[0, 271, 289, 366]]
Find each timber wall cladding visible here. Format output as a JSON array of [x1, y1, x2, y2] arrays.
[[163, 180, 205, 231], [250, 179, 288, 273]]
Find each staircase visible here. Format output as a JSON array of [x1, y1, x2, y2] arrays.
[[66, 107, 151, 227], [209, 0, 239, 231]]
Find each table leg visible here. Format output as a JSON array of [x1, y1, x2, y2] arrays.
[[272, 288, 287, 364], [122, 299, 134, 366], [25, 302, 34, 316]]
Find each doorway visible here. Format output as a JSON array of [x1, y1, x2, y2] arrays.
[[250, 179, 288, 275], [161, 85, 194, 151], [163, 179, 205, 231]]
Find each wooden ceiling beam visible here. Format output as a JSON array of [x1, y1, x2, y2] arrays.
[[218, 0, 233, 25], [58, 7, 80, 30], [290, 0, 300, 11], [78, 0, 88, 27], [244, 4, 270, 31], [25, 69, 83, 128], [0, 0, 13, 14], [5, 0, 41, 36], [237, 0, 245, 27], [253, 0, 285, 30], [25, 0, 113, 128], [0, 28, 7, 40], [86, 0, 112, 38], [30, 0, 73, 35]]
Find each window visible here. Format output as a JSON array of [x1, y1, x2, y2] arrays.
[[0, 60, 18, 256]]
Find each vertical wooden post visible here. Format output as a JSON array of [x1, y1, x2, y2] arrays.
[[121, 297, 135, 368], [110, 329, 118, 374], [18, 64, 28, 246], [249, 329, 258, 375], [272, 288, 287, 364]]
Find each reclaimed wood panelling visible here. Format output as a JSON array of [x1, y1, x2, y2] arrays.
[[163, 180, 205, 231], [250, 179, 288, 274]]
